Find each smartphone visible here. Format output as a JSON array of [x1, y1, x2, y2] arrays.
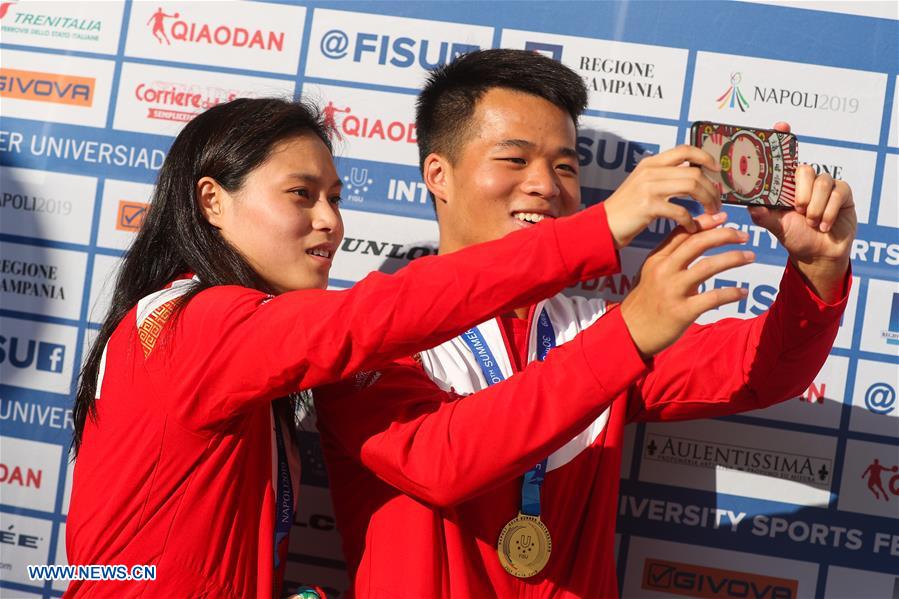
[[690, 121, 798, 209]]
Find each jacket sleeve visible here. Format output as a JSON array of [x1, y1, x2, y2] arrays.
[[626, 261, 850, 423], [314, 307, 648, 508], [145, 203, 621, 432]]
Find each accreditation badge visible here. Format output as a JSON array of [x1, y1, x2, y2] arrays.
[[497, 512, 552, 578]]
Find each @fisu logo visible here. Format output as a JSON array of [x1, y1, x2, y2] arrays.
[[320, 29, 349, 59], [718, 72, 749, 111], [865, 382, 896, 415]]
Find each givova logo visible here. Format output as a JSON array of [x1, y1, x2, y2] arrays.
[[641, 558, 798, 598], [0, 67, 93, 106]]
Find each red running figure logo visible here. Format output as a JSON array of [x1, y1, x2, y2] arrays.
[[862, 458, 899, 501], [147, 7, 179, 45]]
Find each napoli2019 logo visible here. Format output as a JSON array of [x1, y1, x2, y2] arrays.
[[718, 72, 749, 111]]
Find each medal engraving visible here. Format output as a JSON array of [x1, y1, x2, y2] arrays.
[[497, 513, 552, 578]]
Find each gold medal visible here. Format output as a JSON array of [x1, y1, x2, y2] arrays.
[[497, 512, 552, 578]]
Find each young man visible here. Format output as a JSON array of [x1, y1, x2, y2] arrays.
[[315, 50, 855, 598]]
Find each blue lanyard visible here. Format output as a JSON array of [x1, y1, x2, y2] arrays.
[[273, 414, 294, 569], [459, 309, 556, 517]]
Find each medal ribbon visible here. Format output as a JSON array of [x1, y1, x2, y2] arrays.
[[459, 309, 556, 517], [273, 413, 294, 569]]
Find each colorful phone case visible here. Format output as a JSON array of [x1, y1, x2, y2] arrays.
[[690, 121, 798, 209]]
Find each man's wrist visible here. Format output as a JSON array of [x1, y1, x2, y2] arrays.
[[790, 255, 850, 303]]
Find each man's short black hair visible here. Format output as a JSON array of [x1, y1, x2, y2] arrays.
[[415, 48, 588, 174]]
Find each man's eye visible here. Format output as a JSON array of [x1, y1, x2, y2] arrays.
[[291, 189, 310, 198], [557, 164, 578, 174], [329, 195, 343, 205], [501, 157, 527, 165]]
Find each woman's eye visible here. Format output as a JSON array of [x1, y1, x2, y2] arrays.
[[291, 188, 310, 198], [329, 195, 343, 205]]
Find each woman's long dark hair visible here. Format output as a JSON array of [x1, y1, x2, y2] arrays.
[[73, 97, 332, 455]]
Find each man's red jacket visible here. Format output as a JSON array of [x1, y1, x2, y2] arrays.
[[316, 227, 849, 599]]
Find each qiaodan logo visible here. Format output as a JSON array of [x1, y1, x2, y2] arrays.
[[861, 459, 899, 501], [717, 72, 749, 112]]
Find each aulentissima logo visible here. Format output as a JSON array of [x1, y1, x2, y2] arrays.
[[644, 433, 833, 488]]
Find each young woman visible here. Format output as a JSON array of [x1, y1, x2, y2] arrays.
[[65, 98, 621, 598]]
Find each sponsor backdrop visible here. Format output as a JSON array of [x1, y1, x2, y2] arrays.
[[1, 1, 896, 597]]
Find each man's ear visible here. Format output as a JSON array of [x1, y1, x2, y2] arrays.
[[197, 176, 226, 228], [423, 153, 452, 207]]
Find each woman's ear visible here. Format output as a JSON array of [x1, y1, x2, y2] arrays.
[[197, 176, 225, 228], [423, 153, 452, 207]]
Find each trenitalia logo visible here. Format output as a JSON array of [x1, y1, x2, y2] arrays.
[[642, 558, 798, 598], [145, 7, 285, 51], [0, 68, 93, 106], [0, 2, 15, 20]]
